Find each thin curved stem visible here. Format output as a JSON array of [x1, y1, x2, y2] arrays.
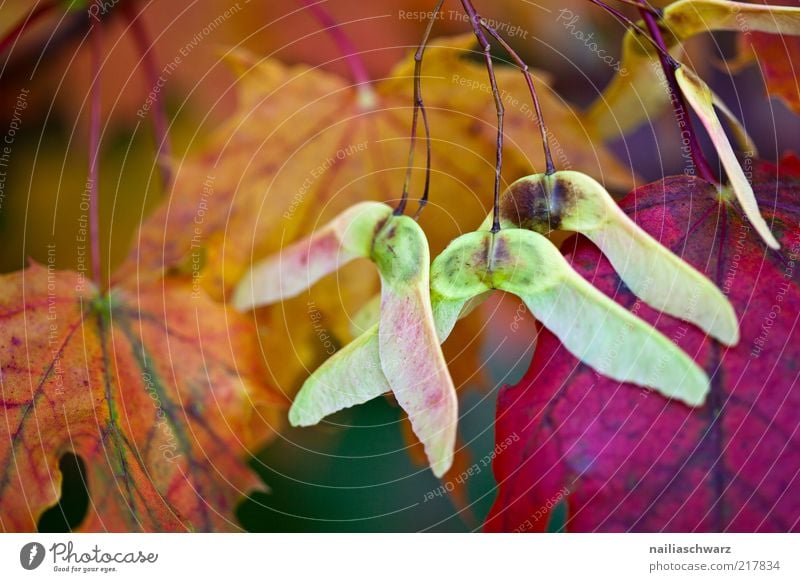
[[638, 7, 716, 183], [123, 3, 173, 190], [88, 20, 103, 290], [479, 18, 555, 176], [587, 0, 677, 66], [461, 0, 504, 233], [397, 0, 444, 217]]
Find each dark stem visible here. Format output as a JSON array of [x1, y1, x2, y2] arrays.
[[638, 8, 716, 182], [587, 0, 676, 65], [123, 2, 173, 189], [0, 2, 55, 55], [397, 0, 444, 217], [461, 0, 504, 233], [302, 0, 371, 87], [88, 20, 103, 289], [479, 18, 555, 176]]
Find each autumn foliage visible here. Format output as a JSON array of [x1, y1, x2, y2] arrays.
[[1, 0, 800, 533]]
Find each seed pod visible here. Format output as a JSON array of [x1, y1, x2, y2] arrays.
[[235, 202, 457, 477], [484, 170, 740, 345], [432, 229, 710, 405], [676, 66, 779, 250]]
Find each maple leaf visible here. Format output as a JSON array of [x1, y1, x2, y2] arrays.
[[0, 265, 284, 532], [584, 0, 800, 140], [486, 158, 800, 532], [116, 34, 635, 400]]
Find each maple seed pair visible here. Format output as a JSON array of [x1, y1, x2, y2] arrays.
[[233, 202, 457, 477], [433, 171, 738, 408], [234, 171, 741, 477]]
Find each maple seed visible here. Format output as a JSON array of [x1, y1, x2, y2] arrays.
[[675, 66, 780, 250], [431, 229, 710, 406], [485, 170, 740, 345], [372, 216, 457, 478], [234, 203, 457, 477], [290, 224, 711, 445]]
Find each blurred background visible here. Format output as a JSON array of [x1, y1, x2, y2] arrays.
[[2, 0, 798, 532]]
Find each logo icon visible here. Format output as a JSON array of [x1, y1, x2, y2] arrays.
[[20, 542, 46, 570]]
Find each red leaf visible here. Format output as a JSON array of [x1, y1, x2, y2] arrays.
[[485, 157, 800, 532]]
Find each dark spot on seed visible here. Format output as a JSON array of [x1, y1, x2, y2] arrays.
[[493, 236, 509, 263], [500, 175, 580, 233], [373, 217, 389, 239]]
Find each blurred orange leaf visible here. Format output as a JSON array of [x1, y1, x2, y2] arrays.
[[0, 264, 284, 532], [744, 31, 800, 115]]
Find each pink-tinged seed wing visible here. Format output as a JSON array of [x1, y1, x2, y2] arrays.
[[372, 216, 458, 477], [233, 201, 392, 310]]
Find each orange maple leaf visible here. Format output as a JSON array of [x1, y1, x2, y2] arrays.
[[0, 264, 285, 532]]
